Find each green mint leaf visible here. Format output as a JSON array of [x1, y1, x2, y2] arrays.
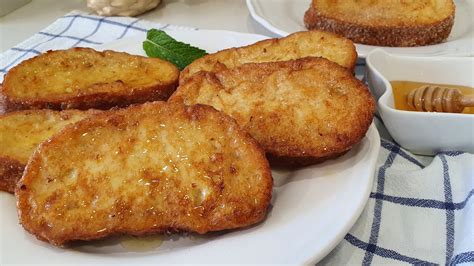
[[143, 29, 208, 70]]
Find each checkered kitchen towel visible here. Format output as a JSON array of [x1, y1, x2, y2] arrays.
[[0, 10, 473, 265]]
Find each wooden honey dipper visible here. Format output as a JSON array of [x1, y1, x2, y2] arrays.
[[407, 85, 474, 113]]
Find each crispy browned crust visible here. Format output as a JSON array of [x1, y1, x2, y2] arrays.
[[180, 30, 357, 84], [171, 57, 375, 167], [2, 84, 178, 111], [5, 82, 178, 112], [267, 150, 348, 168], [2, 48, 179, 111], [0, 156, 24, 193], [304, 2, 455, 47], [16, 102, 272, 246]]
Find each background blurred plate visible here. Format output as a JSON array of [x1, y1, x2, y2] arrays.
[[247, 0, 474, 58]]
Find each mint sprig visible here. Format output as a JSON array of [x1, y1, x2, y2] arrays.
[[143, 29, 208, 70]]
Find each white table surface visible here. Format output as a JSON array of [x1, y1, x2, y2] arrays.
[[0, 0, 279, 53]]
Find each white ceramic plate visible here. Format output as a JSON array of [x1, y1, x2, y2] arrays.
[[246, 0, 474, 58], [0, 29, 380, 264]]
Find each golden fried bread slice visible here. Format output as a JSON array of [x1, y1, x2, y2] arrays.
[[2, 48, 179, 111], [0, 109, 99, 193], [180, 30, 356, 83], [171, 57, 375, 166], [304, 0, 455, 47], [16, 102, 272, 246]]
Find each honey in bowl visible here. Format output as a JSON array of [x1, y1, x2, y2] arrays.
[[390, 81, 474, 114]]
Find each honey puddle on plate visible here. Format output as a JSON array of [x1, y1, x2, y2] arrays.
[[120, 235, 164, 251], [390, 81, 474, 114]]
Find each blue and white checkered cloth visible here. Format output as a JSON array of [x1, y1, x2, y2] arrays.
[[0, 10, 473, 265]]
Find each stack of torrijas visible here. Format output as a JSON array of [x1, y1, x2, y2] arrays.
[[1, 30, 374, 246]]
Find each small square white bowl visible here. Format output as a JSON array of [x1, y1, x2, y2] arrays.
[[366, 49, 474, 155]]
